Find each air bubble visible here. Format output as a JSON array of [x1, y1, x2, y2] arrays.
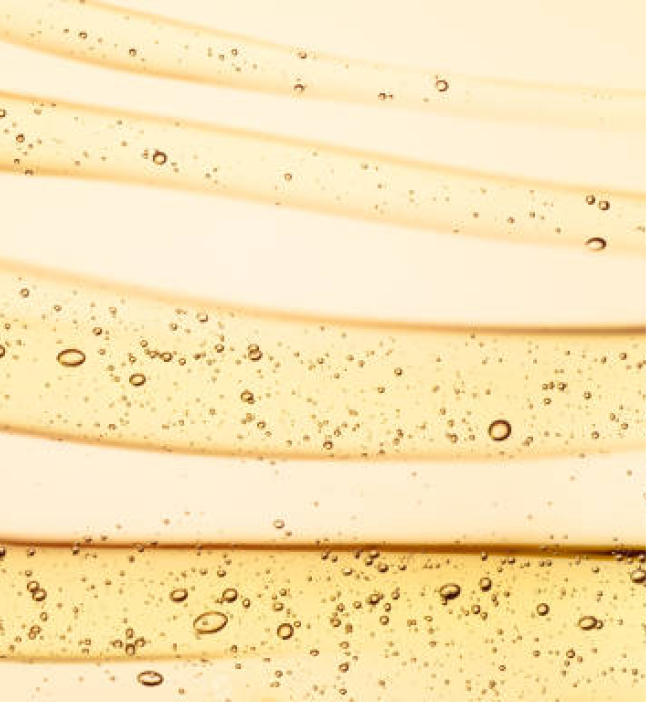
[[193, 611, 228, 634], [152, 150, 167, 165], [129, 373, 146, 387], [586, 237, 606, 252], [169, 588, 188, 602], [488, 419, 511, 442], [222, 588, 238, 603], [247, 344, 262, 361], [479, 577, 492, 592], [137, 670, 163, 687], [435, 79, 449, 92], [439, 583, 461, 602], [57, 349, 86, 367], [577, 615, 598, 630], [32, 588, 47, 602], [536, 603, 550, 616], [277, 622, 294, 640], [240, 390, 255, 404]]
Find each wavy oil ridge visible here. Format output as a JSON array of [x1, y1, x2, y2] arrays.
[[0, 262, 643, 460], [0, 544, 644, 701], [0, 0, 644, 130], [1, 93, 644, 254]]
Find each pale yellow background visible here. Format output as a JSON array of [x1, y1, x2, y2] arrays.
[[1, 2, 645, 700], [0, 0, 644, 543]]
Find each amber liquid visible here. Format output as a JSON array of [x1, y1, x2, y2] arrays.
[[0, 543, 644, 700], [0, 1, 644, 700]]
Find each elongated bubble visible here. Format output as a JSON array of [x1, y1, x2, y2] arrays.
[[137, 670, 163, 687], [193, 611, 228, 635]]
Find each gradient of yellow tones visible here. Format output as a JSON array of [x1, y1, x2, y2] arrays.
[[0, 544, 644, 701], [0, 262, 644, 460], [0, 0, 644, 699], [1, 0, 644, 131], [1, 94, 644, 253]]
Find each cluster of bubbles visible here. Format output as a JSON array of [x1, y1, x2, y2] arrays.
[[0, 543, 643, 698]]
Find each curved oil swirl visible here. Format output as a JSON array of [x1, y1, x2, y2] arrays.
[[1, 93, 644, 253], [0, 262, 643, 459], [0, 544, 643, 702], [0, 0, 644, 130]]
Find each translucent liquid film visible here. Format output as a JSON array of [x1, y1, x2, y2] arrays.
[[2, 0, 644, 130], [1, 94, 644, 253], [0, 544, 644, 701], [0, 1, 644, 700], [0, 264, 643, 459]]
